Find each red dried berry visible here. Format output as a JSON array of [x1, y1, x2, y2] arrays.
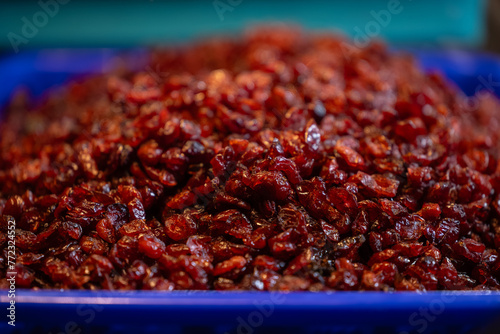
[[164, 214, 197, 241], [138, 234, 166, 259]]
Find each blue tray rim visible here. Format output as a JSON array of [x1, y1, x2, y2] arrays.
[[3, 289, 500, 309]]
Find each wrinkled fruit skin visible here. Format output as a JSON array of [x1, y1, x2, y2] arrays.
[[1, 27, 500, 292]]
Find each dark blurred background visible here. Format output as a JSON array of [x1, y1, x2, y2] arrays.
[[0, 0, 499, 108], [487, 0, 500, 53], [0, 0, 494, 50]]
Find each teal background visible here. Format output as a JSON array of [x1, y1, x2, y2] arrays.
[[0, 0, 487, 50]]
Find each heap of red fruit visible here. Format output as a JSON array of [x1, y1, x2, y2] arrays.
[[2, 27, 500, 291]]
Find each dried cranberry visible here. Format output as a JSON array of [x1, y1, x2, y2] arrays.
[[164, 214, 197, 241], [138, 234, 166, 259]]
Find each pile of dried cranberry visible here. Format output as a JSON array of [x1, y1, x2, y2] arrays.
[[2, 27, 500, 291]]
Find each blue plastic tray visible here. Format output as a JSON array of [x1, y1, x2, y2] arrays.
[[1, 48, 500, 111], [1, 49, 500, 334], [1, 291, 500, 333]]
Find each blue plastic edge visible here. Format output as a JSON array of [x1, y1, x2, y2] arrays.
[[3, 289, 499, 307], [1, 290, 500, 328], [1, 290, 500, 334], [1, 48, 500, 113]]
